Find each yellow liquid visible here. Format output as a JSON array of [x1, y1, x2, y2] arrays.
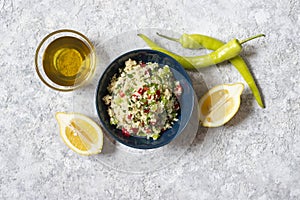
[[43, 36, 92, 86]]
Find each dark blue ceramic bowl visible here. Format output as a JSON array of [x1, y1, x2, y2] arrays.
[[95, 49, 194, 149]]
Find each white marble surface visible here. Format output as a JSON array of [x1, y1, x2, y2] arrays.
[[1, 0, 300, 199]]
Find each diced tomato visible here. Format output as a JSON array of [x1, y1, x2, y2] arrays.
[[132, 94, 139, 101], [127, 114, 132, 119], [144, 69, 150, 75], [156, 90, 160, 95], [145, 128, 152, 134], [144, 109, 150, 113], [122, 128, 130, 137], [155, 90, 161, 99], [131, 128, 139, 134], [174, 102, 180, 110], [143, 86, 149, 92], [150, 121, 156, 125], [119, 91, 125, 97], [140, 63, 146, 67], [175, 85, 182, 94], [138, 88, 144, 95]]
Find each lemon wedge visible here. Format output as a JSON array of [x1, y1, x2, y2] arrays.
[[55, 112, 103, 155], [198, 83, 244, 127]]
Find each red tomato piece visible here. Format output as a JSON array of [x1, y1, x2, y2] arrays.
[[122, 128, 130, 137], [138, 88, 144, 95], [131, 128, 139, 133], [119, 91, 125, 97]]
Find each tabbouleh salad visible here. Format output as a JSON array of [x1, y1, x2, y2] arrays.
[[103, 59, 182, 140]]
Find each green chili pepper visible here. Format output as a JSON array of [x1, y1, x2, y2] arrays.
[[156, 32, 225, 50], [185, 38, 244, 68], [138, 33, 264, 69], [156, 32, 265, 108], [138, 34, 201, 69], [138, 34, 251, 69]]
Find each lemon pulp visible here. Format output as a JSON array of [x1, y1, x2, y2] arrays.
[[198, 83, 244, 127], [55, 112, 103, 155]]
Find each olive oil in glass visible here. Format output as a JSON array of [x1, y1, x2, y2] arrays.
[[43, 36, 92, 86]]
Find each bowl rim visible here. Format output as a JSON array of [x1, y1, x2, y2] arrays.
[[95, 48, 194, 149], [35, 29, 96, 91]]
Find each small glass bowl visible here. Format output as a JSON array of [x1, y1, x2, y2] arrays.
[[35, 29, 96, 91]]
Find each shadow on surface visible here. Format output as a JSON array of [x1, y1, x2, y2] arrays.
[[226, 93, 255, 127]]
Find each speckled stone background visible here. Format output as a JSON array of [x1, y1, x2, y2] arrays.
[[1, 0, 300, 199]]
